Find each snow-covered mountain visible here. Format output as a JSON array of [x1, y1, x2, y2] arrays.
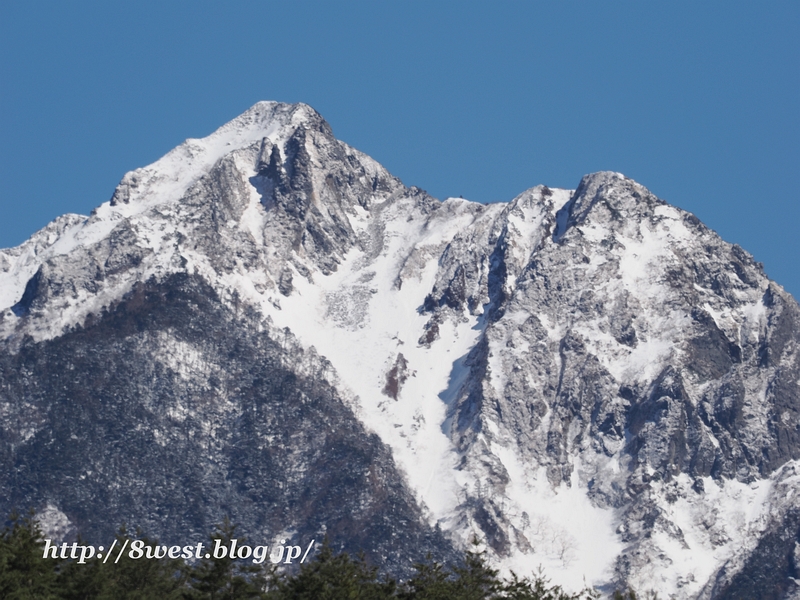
[[1, 102, 799, 598]]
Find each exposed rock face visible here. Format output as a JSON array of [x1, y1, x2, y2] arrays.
[[1, 101, 799, 597]]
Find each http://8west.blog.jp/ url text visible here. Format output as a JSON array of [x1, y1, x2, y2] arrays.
[[42, 538, 316, 565]]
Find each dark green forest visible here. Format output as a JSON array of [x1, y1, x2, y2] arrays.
[[0, 511, 642, 599]]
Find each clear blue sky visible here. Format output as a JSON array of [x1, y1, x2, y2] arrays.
[[2, 2, 798, 296]]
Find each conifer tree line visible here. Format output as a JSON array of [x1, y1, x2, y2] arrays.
[[0, 510, 644, 599]]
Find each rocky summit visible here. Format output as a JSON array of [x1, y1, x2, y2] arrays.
[[1, 102, 799, 598]]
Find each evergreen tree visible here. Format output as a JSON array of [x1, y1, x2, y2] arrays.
[[499, 567, 600, 600], [265, 537, 395, 600], [398, 553, 457, 600], [56, 528, 186, 600], [0, 510, 59, 599], [448, 538, 501, 600], [184, 517, 267, 600]]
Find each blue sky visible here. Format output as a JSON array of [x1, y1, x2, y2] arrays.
[[2, 1, 798, 296]]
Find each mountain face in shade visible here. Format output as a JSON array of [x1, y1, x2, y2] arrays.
[[1, 102, 799, 598]]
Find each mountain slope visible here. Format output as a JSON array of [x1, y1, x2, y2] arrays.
[[1, 102, 798, 598]]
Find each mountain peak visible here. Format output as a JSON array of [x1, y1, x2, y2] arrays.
[[109, 101, 331, 209], [553, 170, 665, 241]]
